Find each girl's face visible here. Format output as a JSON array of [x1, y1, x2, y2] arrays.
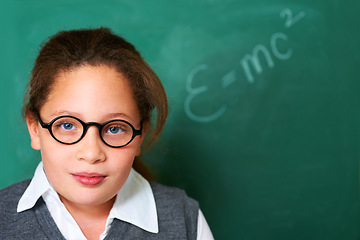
[[27, 65, 144, 209]]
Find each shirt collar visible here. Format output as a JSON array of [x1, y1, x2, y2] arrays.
[[17, 161, 51, 212], [17, 161, 159, 234], [108, 169, 158, 233]]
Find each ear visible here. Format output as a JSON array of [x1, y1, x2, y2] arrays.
[[26, 113, 41, 150]]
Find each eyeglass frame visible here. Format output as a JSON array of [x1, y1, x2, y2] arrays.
[[37, 113, 143, 148]]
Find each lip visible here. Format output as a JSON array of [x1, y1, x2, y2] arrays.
[[71, 172, 107, 186]]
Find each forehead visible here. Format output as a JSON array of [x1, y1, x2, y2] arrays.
[[41, 65, 140, 123]]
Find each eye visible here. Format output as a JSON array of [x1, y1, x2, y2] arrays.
[[104, 122, 129, 136], [108, 126, 122, 134], [54, 120, 78, 131], [106, 125, 126, 135], [61, 122, 75, 130]]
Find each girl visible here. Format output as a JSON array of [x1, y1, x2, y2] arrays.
[[0, 28, 213, 240]]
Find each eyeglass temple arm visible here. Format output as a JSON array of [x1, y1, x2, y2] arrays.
[[135, 121, 143, 136]]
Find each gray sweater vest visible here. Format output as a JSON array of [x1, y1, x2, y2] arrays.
[[0, 180, 199, 239]]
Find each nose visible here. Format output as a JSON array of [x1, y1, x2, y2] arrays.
[[76, 126, 106, 164]]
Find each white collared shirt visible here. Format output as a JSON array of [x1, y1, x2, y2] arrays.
[[17, 162, 214, 240]]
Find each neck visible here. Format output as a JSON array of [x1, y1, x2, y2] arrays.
[[59, 195, 115, 220], [59, 195, 116, 240]]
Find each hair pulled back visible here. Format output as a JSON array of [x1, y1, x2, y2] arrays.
[[23, 27, 168, 150]]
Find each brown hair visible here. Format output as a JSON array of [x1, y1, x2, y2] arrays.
[[23, 27, 168, 179]]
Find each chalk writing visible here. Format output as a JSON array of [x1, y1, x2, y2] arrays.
[[271, 32, 293, 60], [185, 8, 305, 123], [184, 64, 227, 123], [280, 8, 306, 28], [242, 32, 293, 83]]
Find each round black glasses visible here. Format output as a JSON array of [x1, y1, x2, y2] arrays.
[[37, 114, 142, 148]]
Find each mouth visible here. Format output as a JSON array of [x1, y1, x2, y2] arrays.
[[71, 172, 107, 186]]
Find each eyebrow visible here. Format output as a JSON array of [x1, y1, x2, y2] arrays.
[[103, 112, 130, 120], [49, 111, 130, 121], [49, 111, 75, 118]]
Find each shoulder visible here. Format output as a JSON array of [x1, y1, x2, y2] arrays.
[[0, 179, 31, 194], [150, 182, 198, 208], [0, 180, 58, 238], [149, 182, 199, 239], [0, 180, 31, 229], [0, 180, 31, 210]]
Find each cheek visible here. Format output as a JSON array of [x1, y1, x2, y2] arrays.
[[41, 151, 69, 191], [108, 148, 136, 169], [38, 129, 59, 153], [41, 146, 69, 175], [38, 137, 72, 179], [39, 137, 67, 163], [106, 146, 139, 174]]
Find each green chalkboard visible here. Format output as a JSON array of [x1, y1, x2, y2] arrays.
[[1, 1, 359, 239]]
